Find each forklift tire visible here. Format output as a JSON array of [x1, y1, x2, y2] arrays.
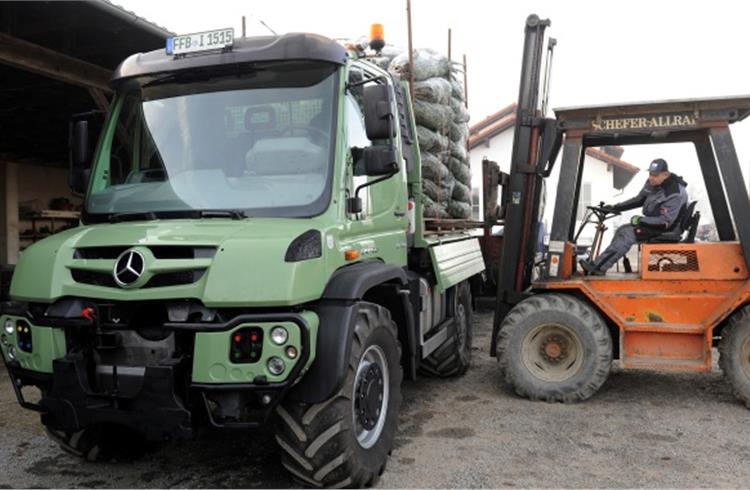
[[420, 281, 473, 377], [274, 302, 403, 488], [44, 424, 152, 462], [497, 293, 612, 402], [719, 306, 750, 408]]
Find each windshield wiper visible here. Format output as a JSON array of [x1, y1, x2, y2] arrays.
[[109, 211, 157, 223], [107, 209, 247, 223], [198, 209, 247, 220]]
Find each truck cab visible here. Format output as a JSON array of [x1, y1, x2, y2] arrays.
[[1, 31, 483, 487]]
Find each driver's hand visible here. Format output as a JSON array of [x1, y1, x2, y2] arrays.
[[601, 204, 617, 213]]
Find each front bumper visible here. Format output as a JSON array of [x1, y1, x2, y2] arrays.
[[1, 307, 316, 439]]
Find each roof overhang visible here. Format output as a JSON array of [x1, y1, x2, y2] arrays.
[[112, 32, 348, 84], [0, 0, 170, 165]]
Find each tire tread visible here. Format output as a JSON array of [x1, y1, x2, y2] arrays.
[[275, 302, 403, 488], [497, 293, 612, 403], [719, 305, 750, 408]]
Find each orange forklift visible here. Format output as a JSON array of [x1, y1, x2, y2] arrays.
[[492, 15, 750, 405]]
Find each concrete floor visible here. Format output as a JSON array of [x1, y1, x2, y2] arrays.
[[2, 308, 750, 488]]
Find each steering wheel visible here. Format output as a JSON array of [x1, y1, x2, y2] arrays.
[[280, 125, 328, 142], [587, 203, 620, 217]]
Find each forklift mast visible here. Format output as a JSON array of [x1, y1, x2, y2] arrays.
[[492, 14, 559, 349]]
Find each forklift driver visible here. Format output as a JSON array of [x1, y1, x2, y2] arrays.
[[579, 158, 688, 275]]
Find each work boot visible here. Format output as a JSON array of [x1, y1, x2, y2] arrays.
[[579, 259, 605, 276]]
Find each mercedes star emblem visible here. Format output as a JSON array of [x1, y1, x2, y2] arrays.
[[113, 249, 146, 287]]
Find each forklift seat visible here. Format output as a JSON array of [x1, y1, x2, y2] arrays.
[[646, 201, 699, 244]]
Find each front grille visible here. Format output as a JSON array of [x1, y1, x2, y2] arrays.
[[71, 269, 118, 288], [74, 246, 217, 260], [74, 246, 129, 260], [143, 269, 207, 288], [70, 245, 215, 289], [71, 268, 207, 288], [150, 246, 217, 259]]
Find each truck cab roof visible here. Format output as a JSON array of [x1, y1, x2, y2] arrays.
[[111, 32, 348, 85]]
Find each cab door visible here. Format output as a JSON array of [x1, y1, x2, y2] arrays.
[[339, 63, 408, 266]]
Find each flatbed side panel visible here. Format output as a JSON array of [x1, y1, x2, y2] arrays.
[[429, 238, 485, 293]]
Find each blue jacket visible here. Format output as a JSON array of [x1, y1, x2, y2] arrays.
[[614, 174, 688, 228]]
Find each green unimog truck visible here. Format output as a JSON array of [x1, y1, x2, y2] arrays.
[[0, 29, 484, 487]]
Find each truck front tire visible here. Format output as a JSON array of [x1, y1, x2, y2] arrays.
[[497, 293, 612, 402], [274, 302, 403, 488]]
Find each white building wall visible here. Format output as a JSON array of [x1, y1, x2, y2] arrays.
[[469, 129, 514, 221]]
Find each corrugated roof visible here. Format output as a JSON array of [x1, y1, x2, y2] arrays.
[[95, 0, 175, 37], [468, 103, 516, 149], [469, 103, 517, 136]]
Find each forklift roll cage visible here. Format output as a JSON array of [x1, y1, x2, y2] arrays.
[[548, 96, 750, 272]]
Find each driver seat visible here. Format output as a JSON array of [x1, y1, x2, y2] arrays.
[[621, 201, 700, 273], [244, 106, 279, 148], [646, 200, 700, 244]]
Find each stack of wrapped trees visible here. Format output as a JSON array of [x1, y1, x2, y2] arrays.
[[377, 48, 472, 219]]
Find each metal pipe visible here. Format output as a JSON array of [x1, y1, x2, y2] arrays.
[[406, 0, 415, 100], [463, 54, 468, 109], [242, 16, 246, 38], [448, 28, 452, 64], [541, 38, 556, 116]]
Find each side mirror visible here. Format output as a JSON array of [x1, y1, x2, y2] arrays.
[[68, 111, 103, 196], [72, 120, 89, 166], [364, 85, 395, 140], [360, 146, 398, 176], [348, 147, 399, 216]]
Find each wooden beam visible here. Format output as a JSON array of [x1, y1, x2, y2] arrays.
[[0, 32, 112, 92], [88, 88, 110, 112]]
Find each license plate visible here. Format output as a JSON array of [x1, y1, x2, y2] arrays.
[[166, 28, 234, 55]]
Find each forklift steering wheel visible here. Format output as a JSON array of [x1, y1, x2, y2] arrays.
[[588, 205, 620, 217]]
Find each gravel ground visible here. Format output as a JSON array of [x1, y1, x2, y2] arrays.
[[2, 307, 750, 488]]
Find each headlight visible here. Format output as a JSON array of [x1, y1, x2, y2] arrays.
[[286, 346, 298, 359], [270, 326, 288, 345], [284, 230, 322, 262], [267, 356, 285, 375], [7, 346, 16, 360], [4, 319, 13, 335]]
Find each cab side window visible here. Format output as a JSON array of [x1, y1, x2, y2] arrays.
[[346, 66, 373, 215], [346, 65, 398, 217]]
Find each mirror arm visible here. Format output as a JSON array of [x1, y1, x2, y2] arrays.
[[353, 168, 399, 202]]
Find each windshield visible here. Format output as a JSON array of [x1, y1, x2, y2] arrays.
[[85, 61, 338, 221]]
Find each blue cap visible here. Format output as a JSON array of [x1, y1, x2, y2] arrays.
[[649, 158, 668, 175]]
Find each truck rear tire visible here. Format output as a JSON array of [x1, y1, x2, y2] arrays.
[[274, 302, 403, 488], [497, 293, 612, 402], [420, 281, 473, 377], [719, 306, 750, 408]]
